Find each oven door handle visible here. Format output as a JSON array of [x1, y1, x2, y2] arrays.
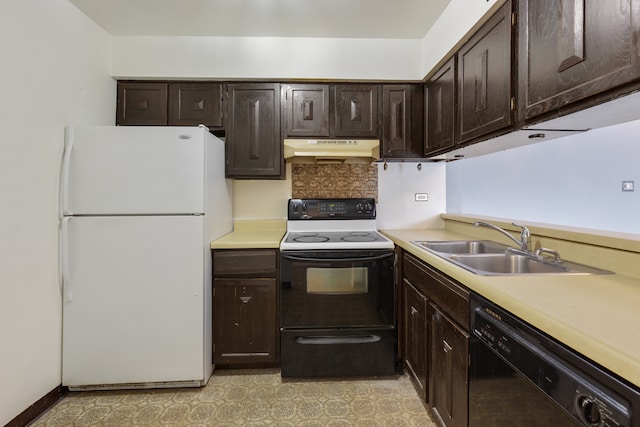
[[280, 253, 394, 263], [295, 335, 382, 345]]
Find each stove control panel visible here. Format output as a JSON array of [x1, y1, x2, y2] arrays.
[[288, 198, 376, 220]]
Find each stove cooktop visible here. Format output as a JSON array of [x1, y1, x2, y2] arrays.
[[280, 229, 394, 251], [284, 231, 390, 244], [281, 198, 394, 250]]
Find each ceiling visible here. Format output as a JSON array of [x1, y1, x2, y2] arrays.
[[69, 0, 451, 39]]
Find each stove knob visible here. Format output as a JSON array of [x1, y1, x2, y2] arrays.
[[364, 202, 373, 212], [578, 396, 601, 425], [356, 202, 364, 212]]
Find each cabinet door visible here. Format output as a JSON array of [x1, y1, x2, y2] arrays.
[[168, 83, 224, 128], [213, 278, 278, 364], [116, 82, 168, 126], [519, 0, 640, 121], [226, 83, 282, 179], [333, 85, 379, 137], [430, 305, 469, 427], [404, 279, 429, 401], [382, 85, 424, 158], [425, 57, 456, 155], [458, 0, 513, 143], [283, 84, 330, 137]]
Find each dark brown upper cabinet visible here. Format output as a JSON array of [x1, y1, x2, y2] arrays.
[[425, 57, 457, 156], [518, 0, 640, 123], [168, 83, 224, 129], [458, 0, 513, 143], [382, 84, 425, 158], [117, 82, 168, 125], [226, 83, 283, 179], [117, 81, 224, 129], [333, 84, 380, 137], [283, 84, 330, 137], [283, 83, 380, 139]]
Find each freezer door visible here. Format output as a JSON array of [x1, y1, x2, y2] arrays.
[[61, 126, 205, 215], [62, 215, 206, 387]]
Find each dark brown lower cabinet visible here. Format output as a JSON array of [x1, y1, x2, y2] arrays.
[[402, 251, 470, 427], [213, 277, 277, 365], [430, 304, 469, 427], [403, 279, 429, 401], [212, 249, 279, 366]]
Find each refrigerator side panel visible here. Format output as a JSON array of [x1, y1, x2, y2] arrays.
[[204, 133, 233, 241], [64, 126, 205, 215], [203, 132, 234, 378], [62, 215, 205, 387]]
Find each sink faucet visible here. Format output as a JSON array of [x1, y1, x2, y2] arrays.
[[474, 221, 531, 252]]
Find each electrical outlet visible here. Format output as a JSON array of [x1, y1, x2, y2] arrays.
[[415, 193, 428, 201], [622, 181, 635, 192]]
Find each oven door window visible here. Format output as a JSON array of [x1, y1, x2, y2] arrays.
[[307, 267, 367, 294], [280, 250, 394, 329]]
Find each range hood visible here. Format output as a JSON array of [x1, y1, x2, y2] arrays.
[[283, 138, 380, 164]]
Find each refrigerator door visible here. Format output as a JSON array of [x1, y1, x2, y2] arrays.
[[61, 126, 205, 215], [62, 215, 206, 387]]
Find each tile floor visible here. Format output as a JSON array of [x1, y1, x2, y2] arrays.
[[30, 369, 436, 426]]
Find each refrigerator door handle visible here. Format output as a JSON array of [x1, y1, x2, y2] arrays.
[[60, 126, 74, 216], [61, 217, 72, 302]]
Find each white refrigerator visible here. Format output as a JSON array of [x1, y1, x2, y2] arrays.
[[59, 125, 233, 390]]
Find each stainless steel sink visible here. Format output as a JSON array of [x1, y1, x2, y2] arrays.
[[413, 240, 509, 254], [449, 253, 570, 275], [411, 240, 613, 276]]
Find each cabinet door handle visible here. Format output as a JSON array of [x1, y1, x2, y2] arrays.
[[240, 296, 252, 303], [410, 306, 418, 316]]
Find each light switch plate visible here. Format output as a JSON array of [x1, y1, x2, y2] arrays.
[[415, 193, 428, 201], [622, 181, 635, 192]]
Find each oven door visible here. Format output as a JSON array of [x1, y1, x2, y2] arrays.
[[280, 249, 395, 329]]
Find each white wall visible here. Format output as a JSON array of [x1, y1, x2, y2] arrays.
[[112, 36, 422, 81], [420, 0, 502, 78], [233, 164, 292, 220], [377, 162, 446, 229], [446, 120, 640, 234], [111, 0, 504, 82], [0, 1, 114, 424]]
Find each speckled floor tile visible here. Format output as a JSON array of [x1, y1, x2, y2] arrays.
[[30, 369, 435, 426]]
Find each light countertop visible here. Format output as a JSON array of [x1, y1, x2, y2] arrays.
[[210, 220, 286, 249], [381, 227, 640, 389]]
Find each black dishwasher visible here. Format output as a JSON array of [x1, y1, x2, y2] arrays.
[[470, 293, 639, 427]]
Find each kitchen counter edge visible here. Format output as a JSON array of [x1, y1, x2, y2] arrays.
[[210, 220, 286, 249]]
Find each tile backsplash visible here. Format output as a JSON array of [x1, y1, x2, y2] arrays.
[[291, 164, 378, 200]]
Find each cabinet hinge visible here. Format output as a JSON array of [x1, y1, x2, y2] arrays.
[[511, 12, 517, 27], [510, 97, 516, 111]]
